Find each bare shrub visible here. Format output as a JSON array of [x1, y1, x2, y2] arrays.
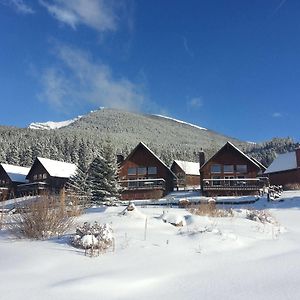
[[246, 209, 277, 224], [71, 221, 114, 257], [189, 201, 233, 217], [284, 183, 300, 191], [10, 194, 74, 240]]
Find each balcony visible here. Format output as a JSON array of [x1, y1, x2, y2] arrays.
[[119, 178, 166, 191], [202, 177, 269, 191]]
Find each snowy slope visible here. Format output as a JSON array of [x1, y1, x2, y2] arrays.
[[1, 191, 300, 300], [154, 114, 207, 130], [28, 116, 82, 130]]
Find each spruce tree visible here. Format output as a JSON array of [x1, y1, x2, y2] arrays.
[[88, 142, 121, 204]]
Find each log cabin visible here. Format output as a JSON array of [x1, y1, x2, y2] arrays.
[[264, 148, 300, 188], [0, 163, 30, 200], [17, 157, 77, 196], [170, 160, 200, 189], [200, 142, 267, 197], [119, 142, 176, 200]]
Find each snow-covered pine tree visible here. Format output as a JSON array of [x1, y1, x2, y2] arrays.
[[88, 141, 121, 204]]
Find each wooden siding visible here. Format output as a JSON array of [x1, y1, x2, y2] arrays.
[[267, 168, 300, 187], [171, 163, 200, 188], [119, 143, 174, 200], [200, 142, 264, 196]]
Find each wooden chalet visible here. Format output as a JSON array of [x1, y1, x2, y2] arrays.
[[17, 157, 77, 196], [171, 160, 200, 189], [119, 142, 176, 200], [264, 148, 300, 188], [0, 163, 30, 200], [200, 142, 268, 197]]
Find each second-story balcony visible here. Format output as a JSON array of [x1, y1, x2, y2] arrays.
[[119, 178, 166, 191], [202, 177, 269, 191]]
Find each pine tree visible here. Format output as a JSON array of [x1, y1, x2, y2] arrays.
[[88, 142, 121, 204]]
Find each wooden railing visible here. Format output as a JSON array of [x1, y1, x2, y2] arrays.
[[202, 178, 269, 191], [119, 178, 166, 190]]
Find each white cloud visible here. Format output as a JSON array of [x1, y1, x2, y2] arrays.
[[272, 112, 282, 118], [1, 0, 34, 14], [187, 97, 203, 109], [39, 0, 117, 32], [182, 36, 194, 58], [38, 44, 145, 112]]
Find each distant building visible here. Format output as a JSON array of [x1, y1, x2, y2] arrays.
[[170, 160, 200, 189], [264, 148, 300, 187], [119, 142, 176, 200], [17, 157, 77, 196], [200, 141, 267, 197], [0, 163, 30, 200]]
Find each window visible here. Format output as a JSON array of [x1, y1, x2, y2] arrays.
[[224, 176, 234, 186], [128, 180, 138, 188], [38, 174, 43, 180], [33, 174, 37, 180], [43, 173, 47, 179], [137, 167, 147, 175], [148, 167, 157, 175], [236, 165, 247, 173], [212, 176, 221, 186], [128, 168, 136, 175], [224, 165, 234, 173], [211, 164, 221, 173]]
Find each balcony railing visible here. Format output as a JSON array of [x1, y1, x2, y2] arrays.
[[202, 178, 268, 191], [119, 178, 166, 190]]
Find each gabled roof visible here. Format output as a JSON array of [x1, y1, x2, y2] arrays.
[[173, 160, 200, 176], [200, 141, 262, 170], [30, 157, 77, 178], [0, 163, 30, 183], [264, 151, 298, 174], [123, 142, 176, 177], [250, 156, 267, 171]]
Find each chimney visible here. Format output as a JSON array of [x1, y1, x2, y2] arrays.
[[296, 148, 300, 167], [117, 154, 124, 165], [199, 149, 205, 169]]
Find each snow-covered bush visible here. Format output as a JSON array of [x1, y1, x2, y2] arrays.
[[246, 210, 277, 224], [71, 221, 114, 256]]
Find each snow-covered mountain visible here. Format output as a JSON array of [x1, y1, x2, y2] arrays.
[[28, 116, 82, 130]]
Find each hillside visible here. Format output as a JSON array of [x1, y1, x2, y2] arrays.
[[0, 108, 298, 167]]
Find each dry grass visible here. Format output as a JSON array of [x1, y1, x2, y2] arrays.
[[189, 201, 233, 217], [10, 193, 76, 240], [284, 183, 300, 190]]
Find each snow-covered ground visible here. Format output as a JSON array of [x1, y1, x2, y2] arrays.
[[1, 191, 300, 300]]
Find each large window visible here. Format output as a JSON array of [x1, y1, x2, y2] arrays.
[[148, 167, 157, 175], [212, 176, 221, 186], [236, 164, 247, 173], [137, 167, 147, 175], [128, 168, 137, 175], [224, 165, 234, 173], [211, 164, 221, 173]]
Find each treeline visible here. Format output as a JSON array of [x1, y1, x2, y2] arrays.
[[0, 125, 298, 168]]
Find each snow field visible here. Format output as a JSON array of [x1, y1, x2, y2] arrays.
[[0, 191, 300, 299]]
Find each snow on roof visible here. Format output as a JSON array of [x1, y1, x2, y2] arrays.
[[1, 164, 30, 183], [37, 157, 77, 178], [265, 151, 297, 174], [174, 160, 200, 176]]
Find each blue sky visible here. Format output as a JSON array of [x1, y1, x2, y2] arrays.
[[0, 0, 299, 142]]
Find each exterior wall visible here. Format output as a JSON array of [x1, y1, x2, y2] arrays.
[[186, 175, 200, 187], [119, 145, 174, 200], [171, 163, 200, 188], [200, 144, 262, 196], [0, 166, 12, 200], [20, 160, 69, 196], [268, 168, 300, 187]]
